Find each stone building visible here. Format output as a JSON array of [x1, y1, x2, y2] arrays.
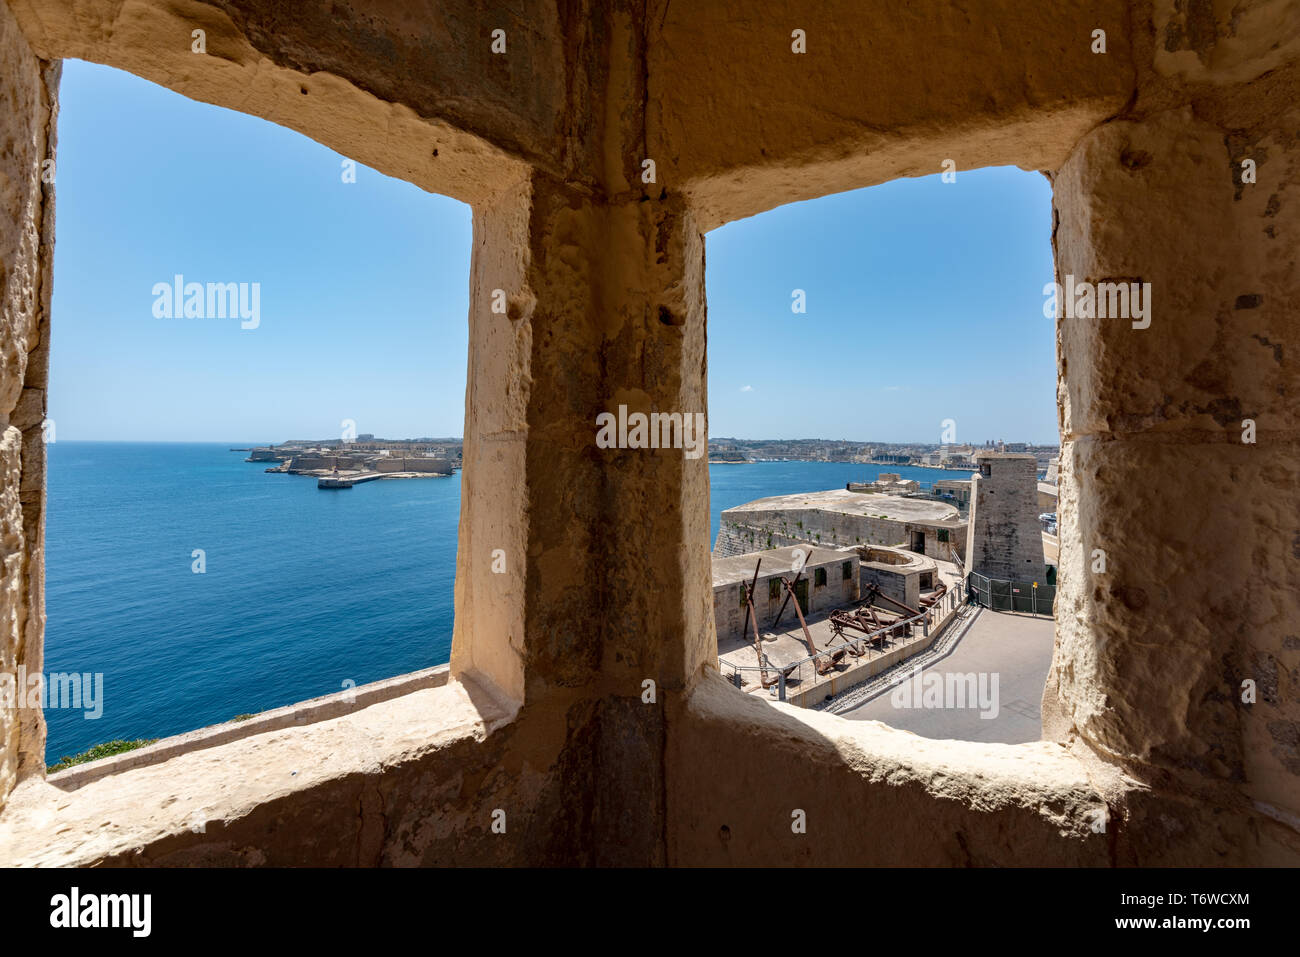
[[965, 452, 1047, 581], [715, 488, 966, 561], [861, 472, 920, 493], [712, 546, 857, 644], [933, 478, 973, 507], [857, 545, 942, 612], [0, 1, 1296, 867]]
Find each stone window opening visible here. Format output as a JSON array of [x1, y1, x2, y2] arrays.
[[0, 1, 1291, 870], [17, 55, 490, 792], [704, 166, 1061, 748]]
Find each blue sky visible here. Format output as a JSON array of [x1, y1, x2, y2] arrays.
[[707, 167, 1057, 445], [51, 60, 471, 444], [51, 60, 1057, 445]]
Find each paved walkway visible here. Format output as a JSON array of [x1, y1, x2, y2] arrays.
[[839, 609, 1055, 743]]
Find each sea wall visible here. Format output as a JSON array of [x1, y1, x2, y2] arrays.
[[373, 457, 453, 473]]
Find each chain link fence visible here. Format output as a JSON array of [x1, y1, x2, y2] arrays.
[[966, 571, 1054, 616]]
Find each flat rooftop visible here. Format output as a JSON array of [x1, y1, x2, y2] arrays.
[[718, 558, 966, 689], [722, 487, 961, 525], [712, 545, 847, 586]]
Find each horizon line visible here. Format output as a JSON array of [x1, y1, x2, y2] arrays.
[[45, 436, 1060, 447]]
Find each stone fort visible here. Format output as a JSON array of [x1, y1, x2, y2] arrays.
[[0, 0, 1296, 866]]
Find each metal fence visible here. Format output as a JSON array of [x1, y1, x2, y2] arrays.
[[718, 583, 967, 702], [966, 572, 1055, 616]]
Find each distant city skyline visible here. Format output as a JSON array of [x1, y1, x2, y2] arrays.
[[50, 61, 1058, 445], [708, 438, 1057, 447], [47, 435, 1058, 447]]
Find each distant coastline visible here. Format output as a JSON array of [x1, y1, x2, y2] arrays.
[[241, 437, 462, 490], [706, 437, 1058, 476]]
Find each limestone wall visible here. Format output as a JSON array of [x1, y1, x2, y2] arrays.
[[288, 454, 336, 471], [404, 457, 454, 474], [860, 562, 921, 611], [0, 0, 1296, 866], [716, 507, 910, 553], [712, 521, 807, 558], [371, 456, 452, 473], [1043, 1, 1300, 853], [0, 0, 53, 808], [650, 0, 1134, 230], [716, 511, 965, 563]]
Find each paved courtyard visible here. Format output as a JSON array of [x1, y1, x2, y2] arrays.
[[840, 609, 1055, 744]]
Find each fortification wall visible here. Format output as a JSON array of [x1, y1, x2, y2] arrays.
[[716, 506, 909, 555], [403, 457, 454, 473], [0, 0, 1295, 868], [712, 521, 808, 558]]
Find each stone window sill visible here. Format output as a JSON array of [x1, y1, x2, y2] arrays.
[[0, 672, 517, 866]]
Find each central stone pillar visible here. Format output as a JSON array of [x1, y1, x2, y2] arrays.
[[451, 167, 712, 862]]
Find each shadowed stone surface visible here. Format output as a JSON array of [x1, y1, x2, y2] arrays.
[[0, 0, 1296, 866]]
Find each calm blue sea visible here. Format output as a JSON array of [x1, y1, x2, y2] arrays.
[[42, 443, 970, 759]]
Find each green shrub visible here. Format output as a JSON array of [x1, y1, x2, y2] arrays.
[[47, 738, 158, 774]]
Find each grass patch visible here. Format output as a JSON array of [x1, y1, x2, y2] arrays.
[[231, 713, 256, 722], [47, 738, 158, 774]]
